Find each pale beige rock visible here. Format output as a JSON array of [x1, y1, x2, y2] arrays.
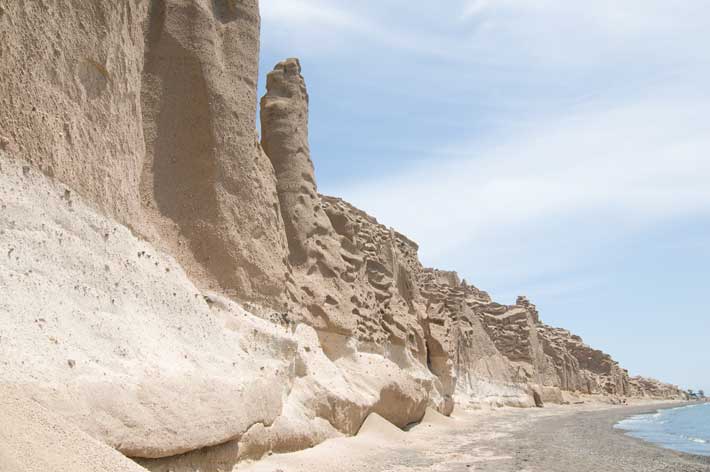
[[416, 272, 534, 408], [0, 156, 291, 459], [628, 376, 688, 400], [139, 321, 438, 471], [537, 324, 630, 396], [261, 58, 323, 267], [140, 0, 290, 307], [0, 0, 148, 225], [260, 63, 441, 428], [0, 155, 445, 470], [260, 59, 355, 336], [0, 0, 289, 310]]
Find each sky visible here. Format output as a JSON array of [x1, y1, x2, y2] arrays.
[[258, 0, 710, 393]]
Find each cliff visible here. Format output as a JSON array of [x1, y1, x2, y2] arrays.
[[628, 376, 691, 400], [0, 1, 687, 470]]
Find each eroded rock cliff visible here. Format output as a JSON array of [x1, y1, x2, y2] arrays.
[[140, 0, 289, 308], [0, 0, 687, 470], [629, 376, 689, 400]]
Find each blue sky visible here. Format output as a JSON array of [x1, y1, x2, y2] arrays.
[[259, 0, 710, 393]]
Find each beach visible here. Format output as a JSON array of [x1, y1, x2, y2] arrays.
[[238, 402, 710, 472], [475, 402, 710, 472]]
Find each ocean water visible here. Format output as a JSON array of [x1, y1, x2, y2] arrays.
[[615, 403, 710, 456]]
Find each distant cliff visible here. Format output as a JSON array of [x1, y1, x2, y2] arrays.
[[0, 1, 687, 470]]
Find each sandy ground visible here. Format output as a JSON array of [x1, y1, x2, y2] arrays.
[[237, 402, 710, 472], [0, 386, 146, 472]]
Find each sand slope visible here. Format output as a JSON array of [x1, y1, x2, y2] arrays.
[[237, 402, 707, 472], [0, 386, 148, 472]]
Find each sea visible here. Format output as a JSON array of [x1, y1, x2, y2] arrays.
[[615, 403, 710, 457]]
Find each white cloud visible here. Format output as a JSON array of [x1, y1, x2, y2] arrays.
[[262, 0, 710, 289], [262, 0, 709, 76], [337, 90, 710, 273], [261, 0, 360, 30], [260, 0, 456, 58]]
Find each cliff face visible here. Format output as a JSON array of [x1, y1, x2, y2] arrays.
[[0, 0, 148, 225], [140, 0, 289, 307], [629, 377, 690, 400], [0, 0, 687, 469], [0, 0, 289, 309]]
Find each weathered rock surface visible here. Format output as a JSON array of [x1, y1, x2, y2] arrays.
[[140, 0, 289, 307], [260, 62, 443, 421], [537, 324, 630, 397], [0, 157, 290, 459], [628, 376, 688, 400], [0, 0, 289, 310], [0, 1, 687, 470], [0, 155, 441, 469], [0, 0, 148, 226]]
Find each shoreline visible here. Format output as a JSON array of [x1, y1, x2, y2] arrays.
[[472, 400, 710, 471], [613, 401, 710, 461], [471, 401, 710, 471], [237, 401, 710, 472]]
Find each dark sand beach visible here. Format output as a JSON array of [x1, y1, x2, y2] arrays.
[[239, 402, 710, 472], [471, 402, 710, 472]]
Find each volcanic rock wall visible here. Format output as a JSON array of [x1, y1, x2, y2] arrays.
[[414, 270, 534, 408], [0, 0, 148, 225], [0, 0, 687, 469], [140, 0, 289, 307], [0, 0, 290, 309], [629, 376, 689, 400], [538, 325, 630, 396]]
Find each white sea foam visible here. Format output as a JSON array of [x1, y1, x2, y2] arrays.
[[616, 403, 710, 456]]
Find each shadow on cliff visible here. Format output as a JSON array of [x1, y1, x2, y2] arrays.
[[140, 0, 240, 294]]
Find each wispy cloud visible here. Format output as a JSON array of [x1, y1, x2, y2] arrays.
[[458, 0, 709, 69], [261, 0, 360, 30], [337, 89, 710, 277], [260, 0, 458, 58]]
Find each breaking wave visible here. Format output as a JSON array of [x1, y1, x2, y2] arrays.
[[615, 403, 710, 457]]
